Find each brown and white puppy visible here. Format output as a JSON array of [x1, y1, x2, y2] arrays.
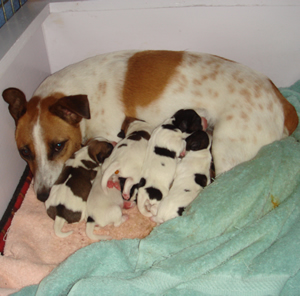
[[2, 50, 298, 201], [45, 137, 114, 238], [101, 117, 154, 201], [151, 130, 212, 224], [86, 166, 128, 241]]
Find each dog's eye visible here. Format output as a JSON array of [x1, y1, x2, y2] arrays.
[[54, 141, 66, 153], [19, 147, 32, 159]]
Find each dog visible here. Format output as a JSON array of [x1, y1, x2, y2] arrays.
[[85, 165, 128, 241], [2, 50, 298, 201], [151, 130, 212, 224], [136, 115, 188, 217], [101, 116, 154, 201], [45, 137, 114, 238]]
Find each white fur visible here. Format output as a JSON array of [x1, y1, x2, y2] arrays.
[[151, 136, 212, 224], [101, 120, 154, 199], [137, 118, 186, 217], [86, 166, 128, 241]]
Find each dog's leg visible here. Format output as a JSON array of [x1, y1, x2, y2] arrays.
[[85, 222, 112, 241], [113, 214, 129, 227], [53, 216, 73, 238], [137, 189, 153, 217], [122, 177, 135, 200]]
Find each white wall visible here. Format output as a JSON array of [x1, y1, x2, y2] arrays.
[[44, 0, 300, 87], [0, 0, 300, 218], [0, 3, 51, 218]]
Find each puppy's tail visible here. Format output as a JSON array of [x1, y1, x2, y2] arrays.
[[101, 162, 121, 194], [86, 221, 111, 241], [54, 216, 73, 238]]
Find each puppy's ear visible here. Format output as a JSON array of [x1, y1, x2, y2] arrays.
[[49, 94, 90, 125], [88, 140, 114, 164], [2, 88, 27, 125]]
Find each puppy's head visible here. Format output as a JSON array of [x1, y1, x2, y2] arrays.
[[172, 109, 205, 133], [86, 137, 114, 164], [185, 130, 210, 151], [2, 88, 90, 202]]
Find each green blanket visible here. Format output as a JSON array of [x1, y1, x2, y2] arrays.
[[14, 81, 300, 296]]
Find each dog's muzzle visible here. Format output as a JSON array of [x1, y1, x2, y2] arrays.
[[36, 187, 51, 202]]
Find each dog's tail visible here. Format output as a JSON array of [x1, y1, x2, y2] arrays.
[[53, 216, 73, 238], [85, 221, 111, 241], [101, 162, 121, 194]]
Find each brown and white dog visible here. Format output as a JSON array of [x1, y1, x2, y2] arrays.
[[2, 50, 298, 201]]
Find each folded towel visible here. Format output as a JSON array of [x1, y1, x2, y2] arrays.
[[12, 81, 300, 296]]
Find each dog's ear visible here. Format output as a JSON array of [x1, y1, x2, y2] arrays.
[[2, 88, 27, 125], [49, 94, 90, 125]]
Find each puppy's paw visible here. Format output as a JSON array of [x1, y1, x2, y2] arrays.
[[123, 201, 136, 209]]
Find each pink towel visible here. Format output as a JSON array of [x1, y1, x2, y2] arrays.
[[0, 182, 155, 295]]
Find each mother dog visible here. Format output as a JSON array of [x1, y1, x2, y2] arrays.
[[2, 50, 298, 201]]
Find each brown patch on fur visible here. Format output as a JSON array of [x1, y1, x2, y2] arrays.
[[227, 84, 235, 94], [256, 123, 263, 131], [98, 82, 107, 96], [269, 80, 298, 135], [15, 96, 41, 173], [226, 115, 233, 121], [267, 101, 274, 112], [240, 111, 249, 121], [240, 89, 252, 101], [35, 94, 83, 174], [122, 50, 184, 117], [193, 79, 202, 86]]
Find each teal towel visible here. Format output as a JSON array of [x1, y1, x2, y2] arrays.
[[13, 81, 300, 296]]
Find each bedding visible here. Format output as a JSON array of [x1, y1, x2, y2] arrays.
[[1, 81, 300, 296]]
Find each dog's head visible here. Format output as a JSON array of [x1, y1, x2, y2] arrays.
[[2, 88, 90, 202]]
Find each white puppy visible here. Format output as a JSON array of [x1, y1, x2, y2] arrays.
[[86, 165, 128, 241], [45, 137, 114, 238], [101, 117, 153, 202], [137, 118, 186, 217], [151, 131, 212, 224]]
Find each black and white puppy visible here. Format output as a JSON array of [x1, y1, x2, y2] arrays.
[[151, 131, 212, 224], [137, 109, 206, 217], [137, 120, 186, 217], [101, 117, 153, 203], [86, 165, 128, 241], [45, 137, 114, 238]]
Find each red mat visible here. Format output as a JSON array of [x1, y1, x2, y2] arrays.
[[0, 166, 32, 254]]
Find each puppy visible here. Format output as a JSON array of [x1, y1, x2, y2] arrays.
[[101, 117, 153, 202], [45, 137, 114, 238], [136, 117, 187, 217], [86, 165, 128, 241], [151, 131, 212, 224]]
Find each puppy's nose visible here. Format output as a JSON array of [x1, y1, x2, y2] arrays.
[[37, 188, 50, 202]]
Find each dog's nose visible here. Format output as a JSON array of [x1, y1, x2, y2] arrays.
[[37, 188, 50, 202]]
